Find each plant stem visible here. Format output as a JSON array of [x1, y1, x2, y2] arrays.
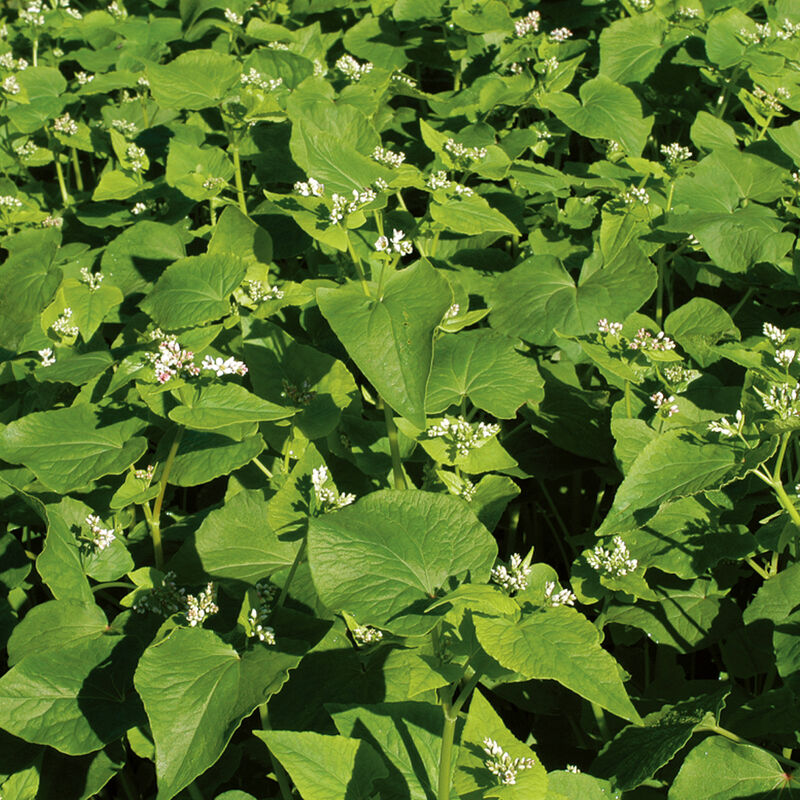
[[91, 581, 136, 593], [187, 783, 204, 800], [346, 233, 370, 295], [624, 381, 633, 418], [54, 154, 69, 207], [252, 456, 273, 480], [703, 724, 800, 770], [437, 690, 458, 800], [32, 38, 38, 67], [259, 704, 294, 800], [277, 537, 306, 609], [231, 144, 247, 215], [70, 147, 83, 191], [149, 427, 184, 570], [745, 557, 770, 580], [590, 701, 611, 740], [382, 398, 407, 489]]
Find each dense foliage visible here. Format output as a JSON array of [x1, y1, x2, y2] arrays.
[[2, 0, 800, 797]]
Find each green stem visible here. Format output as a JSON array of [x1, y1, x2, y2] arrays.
[[773, 480, 800, 530], [715, 65, 742, 119], [54, 154, 69, 207], [382, 399, 407, 490], [745, 557, 770, 581], [346, 233, 370, 295], [32, 38, 38, 67], [91, 581, 135, 593], [624, 381, 633, 419], [231, 144, 247, 215], [70, 147, 83, 191], [729, 287, 753, 320], [756, 113, 774, 141], [703, 724, 800, 771], [395, 190, 409, 212], [259, 705, 294, 800], [590, 701, 611, 740], [187, 784, 204, 800], [773, 433, 791, 483], [252, 456, 273, 480], [277, 537, 306, 609], [437, 691, 458, 800], [149, 427, 184, 570]]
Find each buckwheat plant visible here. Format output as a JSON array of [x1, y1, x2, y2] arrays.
[[586, 537, 638, 578], [352, 624, 383, 646], [491, 553, 532, 593], [544, 581, 577, 607], [185, 583, 219, 627], [37, 347, 55, 366], [427, 416, 500, 458], [79, 267, 104, 291], [84, 514, 116, 552], [482, 738, 537, 785], [51, 308, 78, 337], [335, 54, 373, 82], [311, 466, 356, 513], [201, 355, 248, 377]]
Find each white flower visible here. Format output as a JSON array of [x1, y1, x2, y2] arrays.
[[776, 19, 800, 40], [75, 71, 94, 85], [224, 7, 243, 24], [244, 280, 283, 302], [311, 465, 356, 513], [84, 514, 116, 551], [427, 415, 500, 457], [185, 583, 219, 627], [543, 56, 559, 71], [65, 6, 82, 18], [352, 624, 383, 645], [294, 177, 325, 197], [0, 195, 22, 209], [764, 322, 788, 345], [482, 738, 536, 786], [53, 113, 78, 136], [548, 27, 573, 42], [111, 119, 138, 137], [456, 477, 475, 501], [660, 142, 693, 167], [514, 10, 540, 37], [427, 170, 452, 191], [240, 68, 282, 91], [586, 536, 638, 578], [144, 336, 201, 383], [707, 409, 744, 438], [544, 581, 577, 607], [676, 6, 700, 19], [38, 347, 55, 367], [20, 1, 45, 26], [491, 553, 531, 593], [566, 764, 581, 773], [775, 349, 797, 368], [131, 202, 147, 215], [134, 464, 155, 480], [371, 145, 406, 168], [756, 383, 800, 420], [621, 186, 650, 205], [628, 328, 676, 352], [753, 85, 784, 112], [445, 303, 460, 319], [375, 228, 412, 255], [650, 391, 679, 417], [201, 354, 248, 377], [2, 75, 20, 95], [597, 318, 623, 335], [52, 308, 79, 337], [444, 138, 487, 163], [246, 579, 279, 644], [126, 144, 147, 173], [80, 267, 104, 292], [137, 76, 150, 88], [13, 139, 36, 159], [335, 54, 373, 82], [41, 215, 63, 228], [631, 0, 653, 9], [107, 0, 126, 19]]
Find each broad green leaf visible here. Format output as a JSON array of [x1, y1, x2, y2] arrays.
[[430, 195, 518, 236], [473, 608, 641, 723], [207, 206, 272, 266], [690, 111, 738, 152], [427, 328, 543, 418], [774, 611, 800, 688], [34, 350, 114, 387], [0, 405, 147, 494], [37, 742, 125, 800], [330, 702, 444, 800], [135, 626, 309, 800], [316, 261, 452, 428], [165, 139, 235, 202], [598, 13, 668, 84], [0, 532, 30, 592], [35, 509, 92, 604], [53, 280, 124, 341], [255, 730, 387, 800], [308, 490, 497, 635], [743, 562, 800, 626], [665, 298, 739, 367], [455, 689, 547, 799], [592, 691, 727, 790], [0, 635, 142, 755], [191, 489, 298, 585], [147, 50, 240, 109], [141, 254, 246, 330], [546, 772, 621, 800], [169, 430, 265, 487], [490, 255, 656, 347], [7, 600, 108, 667], [770, 120, 800, 165], [169, 382, 294, 430], [597, 431, 777, 535], [669, 737, 798, 799], [91, 170, 141, 202], [541, 76, 653, 157]]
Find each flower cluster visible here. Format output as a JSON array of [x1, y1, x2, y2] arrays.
[[753, 85, 789, 113], [202, 177, 226, 191], [38, 347, 55, 367], [491, 553, 532, 593], [628, 328, 676, 351], [80, 268, 104, 292], [544, 581, 577, 607], [457, 477, 476, 502], [482, 738, 537, 786], [739, 22, 773, 44], [107, 1, 126, 19], [84, 514, 116, 551], [2, 75, 20, 95], [144, 334, 201, 384], [763, 322, 788, 346], [329, 187, 376, 224], [352, 624, 383, 646], [294, 177, 325, 196], [244, 280, 283, 302], [514, 10, 540, 37], [597, 318, 623, 336], [586, 537, 638, 578], [0, 195, 22, 209], [311, 466, 356, 513], [246, 580, 279, 645], [224, 7, 243, 24], [111, 119, 138, 137], [775, 349, 797, 368], [548, 27, 573, 42], [708, 409, 745, 438], [240, 68, 283, 91], [427, 415, 500, 457], [675, 6, 700, 19], [126, 144, 146, 172], [281, 378, 316, 406], [133, 571, 186, 616], [0, 53, 27, 70], [185, 583, 219, 627], [134, 464, 155, 480], [54, 113, 78, 136], [630, 0, 653, 9], [651, 391, 679, 417], [42, 215, 63, 227], [13, 140, 35, 160], [371, 145, 406, 168], [444, 138, 487, 163], [131, 202, 147, 215], [756, 383, 800, 420], [20, 1, 45, 26], [52, 308, 79, 337], [621, 186, 650, 205], [75, 71, 93, 84], [776, 19, 800, 40], [445, 304, 460, 319], [391, 71, 417, 87], [661, 142, 693, 167], [375, 228, 413, 255], [201, 355, 248, 377], [335, 54, 373, 82]]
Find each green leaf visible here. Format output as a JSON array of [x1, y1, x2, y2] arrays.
[[308, 490, 497, 635], [135, 626, 308, 800], [427, 328, 543, 418], [316, 262, 451, 428], [743, 562, 800, 626], [0, 532, 30, 592], [664, 298, 739, 368], [35, 509, 92, 604], [430, 195, 519, 236], [255, 731, 387, 800], [0, 635, 142, 755], [0, 405, 147, 494], [146, 50, 240, 109], [541, 76, 653, 157], [597, 431, 777, 535], [489, 255, 656, 347], [169, 430, 265, 487], [455, 689, 548, 799], [473, 608, 641, 723], [141, 254, 247, 330], [207, 206, 272, 266], [91, 170, 141, 202], [598, 14, 668, 84], [165, 140, 235, 202], [592, 690, 727, 790], [35, 350, 114, 387], [169, 383, 294, 430], [690, 111, 738, 152], [669, 736, 798, 799], [54, 280, 124, 341]]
